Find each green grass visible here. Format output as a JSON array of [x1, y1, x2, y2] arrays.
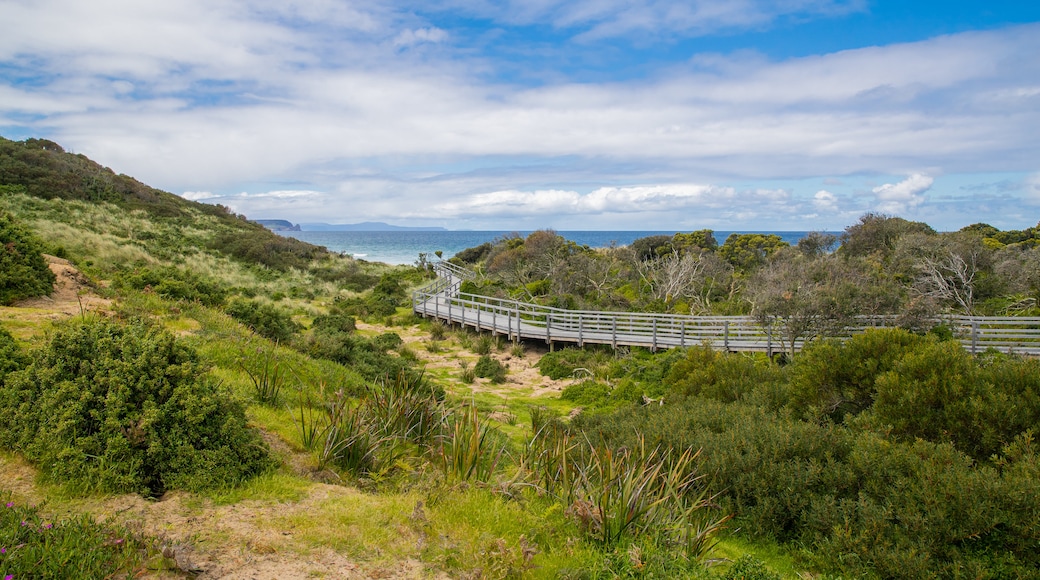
[[711, 534, 805, 578]]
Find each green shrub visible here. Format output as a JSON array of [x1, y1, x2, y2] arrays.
[[576, 395, 1040, 578], [115, 265, 227, 306], [0, 318, 273, 496], [474, 355, 507, 383], [865, 339, 1037, 461], [225, 297, 301, 342], [210, 229, 325, 271], [560, 379, 611, 406], [0, 210, 56, 304], [306, 317, 419, 383], [665, 346, 784, 404], [0, 326, 25, 383], [718, 555, 782, 580], [537, 347, 611, 380], [474, 334, 493, 355], [787, 328, 926, 422]]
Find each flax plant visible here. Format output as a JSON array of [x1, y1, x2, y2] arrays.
[[365, 371, 445, 445], [436, 405, 503, 483], [241, 345, 287, 406]]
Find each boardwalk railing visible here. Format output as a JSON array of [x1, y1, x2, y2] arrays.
[[413, 262, 1040, 355]]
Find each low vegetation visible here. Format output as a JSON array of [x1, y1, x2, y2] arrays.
[[1, 135, 1038, 578]]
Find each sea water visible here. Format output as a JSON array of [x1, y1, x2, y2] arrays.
[[277, 230, 824, 266]]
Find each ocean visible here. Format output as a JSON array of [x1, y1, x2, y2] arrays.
[[276, 230, 825, 265]]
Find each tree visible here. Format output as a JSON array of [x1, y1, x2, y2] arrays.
[[746, 251, 864, 356], [718, 233, 788, 272], [796, 231, 838, 259], [839, 212, 935, 261], [896, 232, 992, 315], [672, 229, 718, 254], [638, 250, 733, 313]]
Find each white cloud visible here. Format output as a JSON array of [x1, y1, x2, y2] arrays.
[[1025, 173, 1040, 206], [446, 0, 867, 40], [234, 190, 322, 199], [394, 27, 448, 47], [871, 174, 934, 214], [813, 189, 838, 211], [180, 191, 219, 201], [1, 2, 1038, 230], [431, 184, 797, 223]]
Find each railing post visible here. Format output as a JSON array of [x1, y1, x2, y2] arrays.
[[612, 316, 617, 349], [724, 321, 730, 351], [515, 302, 521, 344], [652, 318, 657, 352], [971, 320, 979, 355], [680, 320, 686, 348], [578, 316, 584, 347], [546, 312, 551, 343], [766, 322, 773, 358]]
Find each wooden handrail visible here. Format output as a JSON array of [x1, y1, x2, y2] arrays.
[[413, 262, 1040, 355]]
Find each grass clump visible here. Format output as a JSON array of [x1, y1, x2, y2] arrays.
[[0, 317, 273, 496]]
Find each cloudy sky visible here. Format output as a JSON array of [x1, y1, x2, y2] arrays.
[[2, 0, 1039, 231]]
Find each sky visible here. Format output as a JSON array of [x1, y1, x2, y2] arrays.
[[1, 0, 1039, 232]]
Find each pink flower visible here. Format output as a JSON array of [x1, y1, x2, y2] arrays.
[[4, 502, 12, 508]]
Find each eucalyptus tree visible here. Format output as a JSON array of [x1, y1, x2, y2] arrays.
[[746, 248, 871, 357], [894, 231, 994, 315]]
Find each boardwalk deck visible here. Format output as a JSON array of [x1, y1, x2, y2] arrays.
[[413, 262, 1040, 355]]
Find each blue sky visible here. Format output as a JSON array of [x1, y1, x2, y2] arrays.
[[1, 0, 1039, 231]]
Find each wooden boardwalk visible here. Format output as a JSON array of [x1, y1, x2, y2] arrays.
[[413, 262, 1040, 355]]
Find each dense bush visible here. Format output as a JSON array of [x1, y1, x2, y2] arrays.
[[115, 265, 228, 306], [306, 315, 418, 383], [0, 326, 25, 382], [576, 392, 1040, 578], [474, 355, 507, 383], [452, 241, 492, 264], [0, 210, 56, 304], [225, 297, 301, 342], [560, 379, 611, 406], [210, 229, 326, 271], [786, 328, 927, 422], [867, 340, 1040, 461], [0, 318, 273, 496], [665, 345, 786, 405], [332, 272, 407, 318]]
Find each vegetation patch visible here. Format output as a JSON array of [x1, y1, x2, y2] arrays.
[[0, 317, 273, 496], [0, 494, 144, 578], [0, 210, 56, 305]]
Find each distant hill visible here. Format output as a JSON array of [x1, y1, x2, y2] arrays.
[[300, 222, 447, 232], [255, 219, 300, 231], [0, 135, 328, 271]]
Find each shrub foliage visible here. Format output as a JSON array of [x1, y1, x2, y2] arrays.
[[0, 210, 56, 304], [0, 318, 272, 496]]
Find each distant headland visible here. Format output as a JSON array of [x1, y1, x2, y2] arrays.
[[255, 220, 447, 232]]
